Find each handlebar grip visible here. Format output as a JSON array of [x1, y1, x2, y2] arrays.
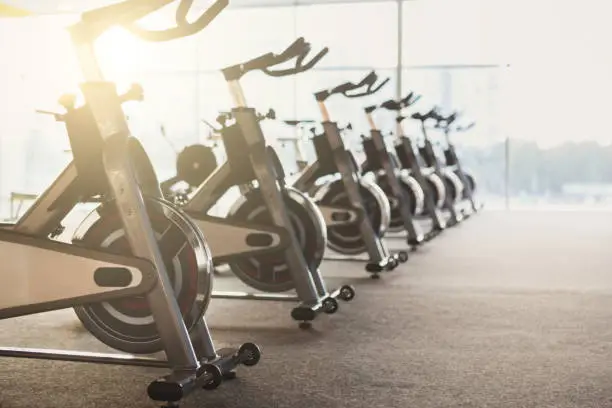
[[264, 46, 328, 77], [298, 47, 328, 71], [369, 77, 390, 94], [445, 113, 458, 125], [427, 107, 440, 121], [329, 70, 376, 95], [409, 94, 422, 105], [343, 76, 389, 99], [124, 0, 228, 42], [400, 91, 414, 105], [357, 71, 377, 87], [174, 0, 193, 25], [226, 38, 327, 80], [314, 71, 386, 102], [436, 110, 458, 124], [277, 37, 307, 61]]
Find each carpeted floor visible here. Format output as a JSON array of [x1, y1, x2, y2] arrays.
[[1, 210, 612, 408]]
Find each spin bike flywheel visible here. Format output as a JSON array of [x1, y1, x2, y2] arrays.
[[375, 172, 426, 234], [176, 144, 218, 187], [315, 178, 391, 256], [226, 186, 327, 293], [423, 173, 447, 210], [458, 170, 477, 200], [72, 197, 213, 355], [441, 169, 464, 204]]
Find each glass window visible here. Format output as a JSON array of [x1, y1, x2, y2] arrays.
[[196, 6, 297, 71], [97, 29, 199, 77], [0, 15, 81, 216], [401, 67, 504, 145], [120, 73, 200, 181], [197, 72, 233, 131], [400, 68, 445, 138], [295, 1, 398, 68], [402, 0, 501, 66], [401, 66, 506, 206]]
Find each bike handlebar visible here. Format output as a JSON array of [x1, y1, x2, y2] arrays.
[[314, 70, 390, 102], [434, 110, 460, 126], [364, 91, 422, 114], [77, 0, 228, 43], [222, 37, 329, 81], [455, 122, 475, 132], [411, 107, 439, 122]]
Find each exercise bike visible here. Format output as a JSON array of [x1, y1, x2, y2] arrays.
[[432, 111, 483, 215], [289, 71, 408, 276], [411, 107, 465, 226], [393, 102, 447, 233], [159, 38, 355, 328], [0, 1, 260, 407], [359, 93, 435, 243]]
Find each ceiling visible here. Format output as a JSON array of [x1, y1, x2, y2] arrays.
[[4, 0, 398, 14]]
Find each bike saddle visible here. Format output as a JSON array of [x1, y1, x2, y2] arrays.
[[283, 119, 316, 127]]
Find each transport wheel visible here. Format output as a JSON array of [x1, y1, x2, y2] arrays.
[[72, 197, 213, 355], [339, 285, 356, 301], [227, 187, 326, 293]]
